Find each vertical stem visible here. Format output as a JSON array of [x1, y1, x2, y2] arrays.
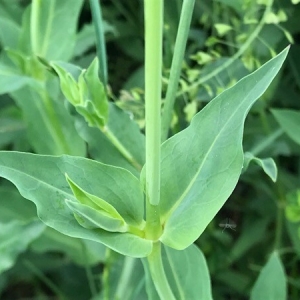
[[30, 0, 41, 55], [89, 0, 108, 87], [161, 0, 195, 142], [147, 242, 176, 300], [144, 0, 163, 208]]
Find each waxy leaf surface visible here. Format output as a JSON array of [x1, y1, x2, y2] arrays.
[[0, 152, 151, 257], [272, 109, 300, 145], [250, 252, 286, 300], [143, 244, 212, 300], [243, 152, 277, 182], [0, 220, 45, 274], [159, 47, 289, 249], [76, 103, 145, 177]]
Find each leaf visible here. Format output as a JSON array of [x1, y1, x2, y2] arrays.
[[31, 227, 107, 266], [250, 252, 286, 300], [0, 219, 45, 274], [0, 106, 26, 149], [83, 58, 109, 125], [214, 23, 232, 36], [0, 152, 152, 257], [0, 16, 20, 48], [143, 244, 212, 300], [243, 152, 277, 182], [271, 109, 300, 146], [285, 189, 300, 222], [11, 85, 86, 156], [159, 47, 289, 249], [66, 174, 125, 222], [30, 0, 84, 60], [97, 252, 147, 300], [0, 186, 37, 222], [51, 59, 108, 128], [163, 244, 213, 299], [65, 199, 127, 232], [0, 62, 33, 94], [76, 103, 145, 176]]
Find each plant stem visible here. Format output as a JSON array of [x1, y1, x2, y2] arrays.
[[147, 242, 176, 300], [81, 241, 98, 298], [115, 256, 136, 299], [103, 126, 143, 171], [144, 0, 163, 207], [161, 0, 196, 142], [30, 0, 41, 55], [23, 260, 66, 300], [89, 0, 108, 87]]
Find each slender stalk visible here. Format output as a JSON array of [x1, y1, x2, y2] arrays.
[[30, 0, 41, 55], [23, 260, 66, 300], [103, 126, 143, 171], [147, 242, 176, 300], [161, 0, 196, 142], [89, 0, 108, 87], [144, 0, 162, 207], [115, 256, 136, 298], [81, 241, 98, 297]]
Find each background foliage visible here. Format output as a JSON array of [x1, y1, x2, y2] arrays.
[[0, 0, 300, 299]]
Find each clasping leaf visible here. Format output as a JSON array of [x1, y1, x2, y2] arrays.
[[159, 47, 289, 250], [65, 173, 127, 232], [51, 58, 108, 128]]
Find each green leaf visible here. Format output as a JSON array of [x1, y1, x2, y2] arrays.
[[271, 109, 300, 146], [243, 152, 277, 182], [65, 199, 127, 232], [66, 174, 125, 222], [250, 252, 286, 300], [11, 85, 86, 156], [76, 103, 145, 176], [163, 244, 213, 299], [214, 23, 232, 37], [285, 190, 300, 222], [51, 59, 108, 128], [0, 16, 20, 48], [0, 186, 37, 222], [159, 47, 289, 250], [98, 252, 147, 300], [30, 0, 84, 60], [0, 62, 33, 94], [0, 219, 45, 274], [31, 227, 107, 266], [83, 58, 108, 125], [0, 152, 152, 257], [143, 244, 212, 300]]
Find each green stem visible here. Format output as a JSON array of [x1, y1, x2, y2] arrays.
[[81, 241, 98, 298], [89, 0, 108, 87], [23, 260, 66, 300], [147, 242, 176, 300], [103, 125, 143, 171], [161, 0, 196, 142], [274, 198, 284, 250], [176, 0, 273, 97], [144, 0, 163, 206], [30, 0, 41, 55], [115, 256, 136, 299]]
